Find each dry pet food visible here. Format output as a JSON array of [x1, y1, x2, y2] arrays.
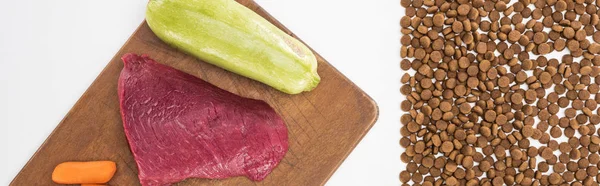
[[400, 0, 600, 185]]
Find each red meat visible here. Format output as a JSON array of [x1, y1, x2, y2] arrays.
[[118, 53, 288, 186]]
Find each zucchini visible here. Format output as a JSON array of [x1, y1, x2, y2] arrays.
[[146, 0, 320, 94]]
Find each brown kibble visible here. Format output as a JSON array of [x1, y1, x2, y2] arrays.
[[462, 156, 474, 168], [511, 93, 523, 104], [458, 4, 471, 16], [492, 177, 504, 186], [400, 100, 412, 111], [575, 30, 586, 41], [539, 72, 551, 84], [446, 176, 458, 186], [414, 48, 426, 59], [400, 85, 411, 95], [567, 40, 580, 51], [498, 76, 510, 87], [538, 43, 551, 54], [431, 39, 443, 50], [421, 156, 434, 168], [458, 57, 470, 69], [419, 37, 431, 48], [564, 27, 575, 39], [400, 0, 411, 8], [575, 169, 587, 181], [522, 125, 534, 138], [433, 14, 444, 27], [400, 16, 411, 28], [417, 64, 432, 76], [479, 160, 491, 171], [441, 141, 454, 153], [445, 161, 457, 172], [459, 102, 471, 114], [440, 101, 452, 112], [508, 30, 521, 42], [533, 32, 546, 44], [417, 25, 428, 34], [589, 43, 600, 54], [496, 114, 507, 125], [495, 1, 507, 11], [430, 51, 442, 62], [484, 110, 497, 122], [480, 126, 491, 137], [407, 122, 420, 133], [549, 173, 562, 184], [400, 114, 411, 125], [550, 126, 562, 138], [587, 166, 599, 176], [400, 59, 411, 71], [541, 148, 554, 160], [479, 60, 491, 72], [476, 42, 487, 54], [581, 66, 592, 76], [454, 84, 467, 96], [452, 21, 463, 33], [467, 77, 479, 88], [503, 48, 514, 59], [400, 171, 411, 183], [555, 39, 566, 51], [511, 148, 523, 159], [555, 0, 567, 11]]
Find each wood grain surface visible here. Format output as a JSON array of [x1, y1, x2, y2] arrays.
[[11, 0, 378, 185]]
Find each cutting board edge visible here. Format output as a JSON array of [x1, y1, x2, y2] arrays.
[[320, 98, 379, 185], [307, 55, 380, 184]]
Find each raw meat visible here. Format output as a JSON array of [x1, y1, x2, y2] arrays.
[[118, 53, 288, 186]]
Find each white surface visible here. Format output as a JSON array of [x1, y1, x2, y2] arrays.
[[0, 1, 401, 185]]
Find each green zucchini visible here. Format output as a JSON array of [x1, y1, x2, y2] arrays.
[[146, 0, 320, 94]]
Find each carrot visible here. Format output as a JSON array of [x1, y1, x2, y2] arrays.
[[81, 184, 107, 186], [52, 161, 116, 184]]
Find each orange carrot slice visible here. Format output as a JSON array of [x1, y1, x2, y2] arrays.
[[52, 161, 116, 184]]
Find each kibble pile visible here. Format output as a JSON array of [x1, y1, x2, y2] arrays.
[[400, 0, 600, 185]]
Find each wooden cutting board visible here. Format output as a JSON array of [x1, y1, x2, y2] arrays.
[[11, 0, 378, 185]]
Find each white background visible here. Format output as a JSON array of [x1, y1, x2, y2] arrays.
[[0, 0, 401, 185]]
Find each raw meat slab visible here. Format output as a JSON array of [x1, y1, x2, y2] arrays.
[[11, 0, 378, 185], [119, 54, 288, 184]]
